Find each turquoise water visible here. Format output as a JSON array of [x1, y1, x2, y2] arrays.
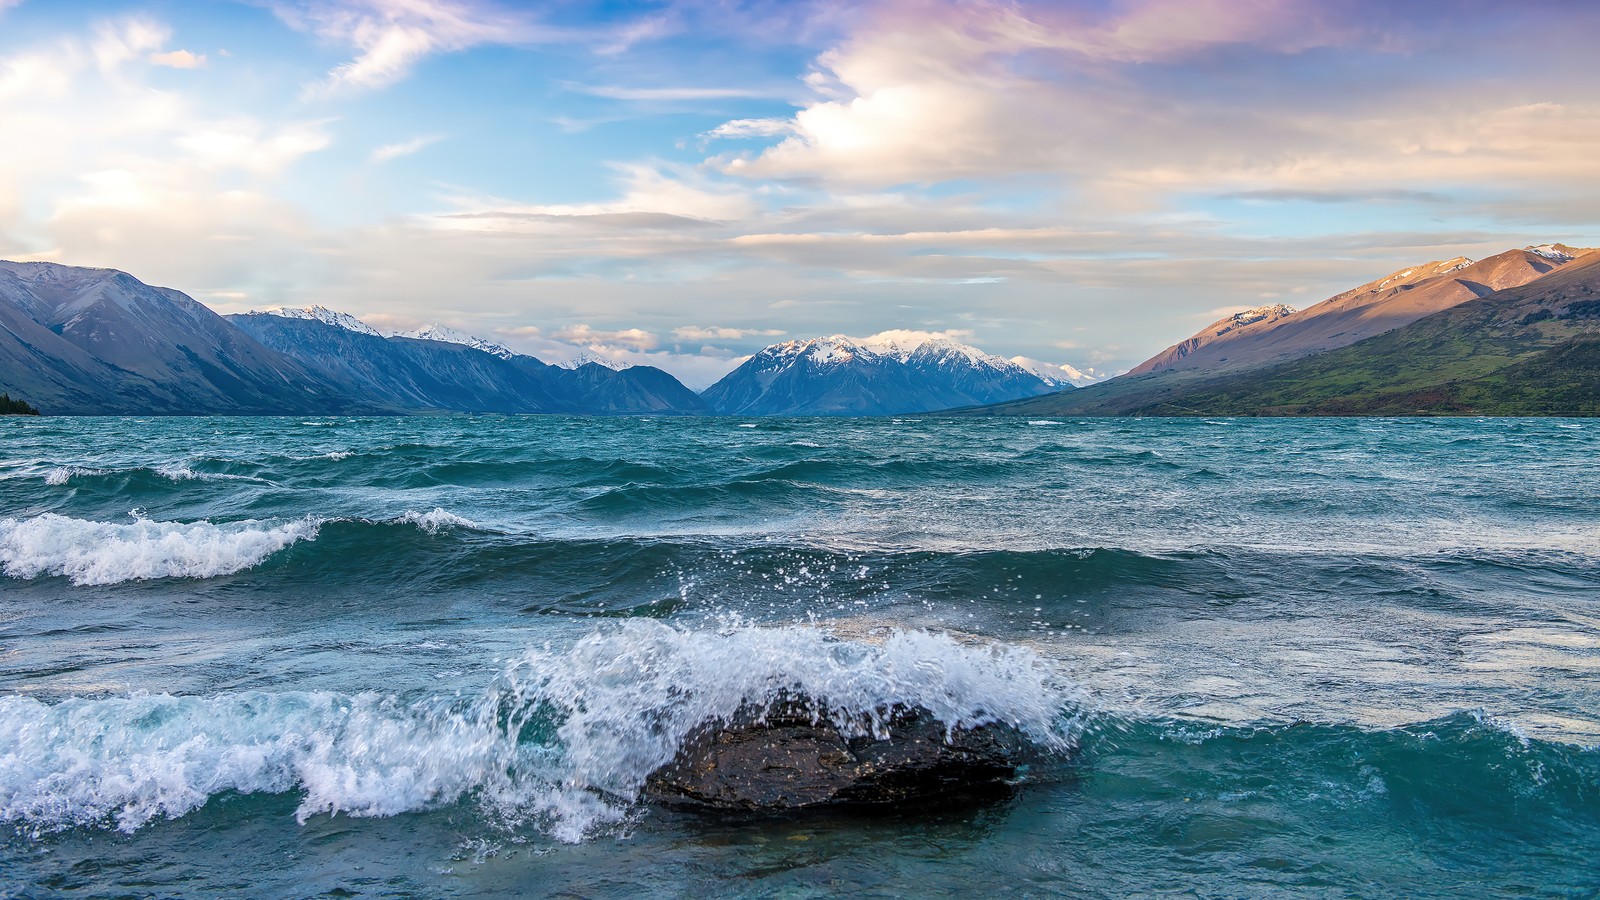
[[1, 416, 1597, 898]]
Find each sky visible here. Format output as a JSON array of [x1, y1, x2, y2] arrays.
[[2, 0, 1599, 387]]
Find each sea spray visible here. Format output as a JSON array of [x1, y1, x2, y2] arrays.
[[0, 623, 1082, 842]]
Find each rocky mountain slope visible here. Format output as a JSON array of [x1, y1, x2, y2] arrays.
[[967, 246, 1600, 417], [1130, 246, 1585, 378], [0, 262, 356, 415]]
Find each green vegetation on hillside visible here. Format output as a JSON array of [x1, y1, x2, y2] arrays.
[[1, 392, 40, 415], [963, 256, 1600, 418]]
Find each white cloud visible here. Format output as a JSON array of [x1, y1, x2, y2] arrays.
[[91, 17, 169, 72], [672, 325, 785, 341], [175, 120, 332, 174], [702, 118, 794, 140], [551, 324, 659, 351], [274, 0, 547, 96], [570, 83, 780, 101], [434, 161, 758, 227], [371, 134, 444, 163], [149, 49, 206, 69]]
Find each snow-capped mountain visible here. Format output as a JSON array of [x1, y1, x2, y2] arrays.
[[1009, 356, 1106, 388], [255, 305, 382, 337], [700, 331, 1071, 415], [396, 324, 516, 360], [558, 351, 628, 371]]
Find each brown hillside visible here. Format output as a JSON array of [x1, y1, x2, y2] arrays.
[[1129, 246, 1588, 377]]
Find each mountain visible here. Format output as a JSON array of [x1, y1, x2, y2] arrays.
[[229, 312, 707, 415], [558, 351, 626, 370], [0, 262, 357, 415], [0, 261, 707, 416], [256, 304, 383, 336], [1009, 356, 1106, 387], [396, 323, 516, 359], [1128, 303, 1298, 375], [1130, 247, 1584, 379], [964, 246, 1600, 417], [701, 332, 1066, 415]]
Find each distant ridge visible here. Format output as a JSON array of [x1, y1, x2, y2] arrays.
[[231, 313, 707, 415]]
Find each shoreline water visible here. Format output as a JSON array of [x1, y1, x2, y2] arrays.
[[3, 416, 1597, 897]]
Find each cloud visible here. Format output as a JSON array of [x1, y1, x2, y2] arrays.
[[274, 0, 548, 95], [709, 0, 1600, 201], [702, 118, 794, 140], [860, 327, 974, 345], [1219, 188, 1454, 205], [149, 49, 206, 69], [593, 11, 681, 56], [568, 83, 781, 102], [433, 161, 759, 227], [175, 120, 332, 174], [551, 324, 659, 351], [672, 325, 785, 341], [90, 17, 170, 72], [371, 133, 444, 163]]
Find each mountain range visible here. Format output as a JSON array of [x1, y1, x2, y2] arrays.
[[0, 262, 705, 415], [0, 261, 1065, 416], [5, 243, 1598, 418], [969, 244, 1600, 417]]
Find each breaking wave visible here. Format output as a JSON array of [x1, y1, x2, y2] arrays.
[[0, 510, 481, 586], [0, 623, 1080, 843]]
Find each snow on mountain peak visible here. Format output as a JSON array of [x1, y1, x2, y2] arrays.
[[558, 351, 628, 370], [1009, 356, 1106, 387], [1527, 243, 1576, 262], [399, 324, 517, 359], [256, 305, 381, 337]]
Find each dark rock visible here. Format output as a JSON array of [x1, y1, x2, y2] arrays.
[[644, 697, 1024, 810]]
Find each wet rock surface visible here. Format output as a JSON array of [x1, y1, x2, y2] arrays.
[[644, 698, 1025, 810]]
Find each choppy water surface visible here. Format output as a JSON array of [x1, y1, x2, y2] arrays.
[[1, 415, 1597, 898]]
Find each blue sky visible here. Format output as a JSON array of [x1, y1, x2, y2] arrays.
[[2, 0, 1598, 386]]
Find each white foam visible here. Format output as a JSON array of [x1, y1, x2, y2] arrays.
[[0, 513, 320, 585], [396, 509, 477, 534], [44, 466, 105, 486], [0, 623, 1083, 842], [154, 464, 266, 484]]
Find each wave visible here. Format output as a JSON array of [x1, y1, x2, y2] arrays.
[[0, 513, 321, 586], [38, 462, 269, 491], [1082, 711, 1600, 829], [0, 509, 479, 586], [0, 623, 1079, 842]]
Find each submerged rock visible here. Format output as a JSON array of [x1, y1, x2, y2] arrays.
[[644, 697, 1024, 810]]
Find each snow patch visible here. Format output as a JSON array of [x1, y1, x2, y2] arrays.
[[1010, 357, 1105, 387], [254, 306, 382, 337], [1527, 244, 1576, 263], [558, 352, 627, 371], [398, 325, 516, 359]]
